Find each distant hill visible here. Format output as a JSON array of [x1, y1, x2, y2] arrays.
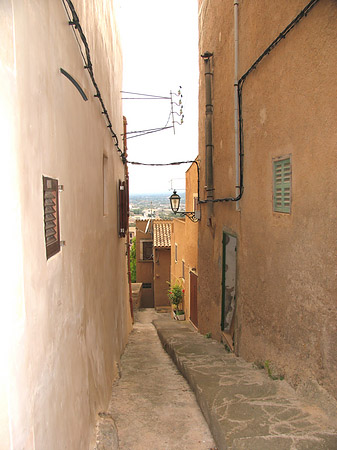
[[129, 192, 185, 220], [130, 192, 185, 201]]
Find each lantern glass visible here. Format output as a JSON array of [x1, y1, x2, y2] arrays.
[[170, 190, 181, 213]]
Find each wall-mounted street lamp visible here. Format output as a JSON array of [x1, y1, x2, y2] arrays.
[[126, 159, 201, 222], [169, 190, 200, 222]]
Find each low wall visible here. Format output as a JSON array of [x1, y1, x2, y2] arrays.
[[131, 283, 142, 310]]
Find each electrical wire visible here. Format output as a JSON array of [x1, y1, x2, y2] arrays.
[[121, 91, 171, 100], [124, 127, 172, 135], [202, 0, 321, 204], [127, 160, 197, 167], [62, 0, 320, 194], [62, 2, 87, 63], [62, 0, 125, 162], [122, 97, 180, 139], [127, 160, 200, 205], [238, 0, 320, 87], [124, 126, 174, 139], [122, 98, 171, 100], [122, 89, 183, 139]]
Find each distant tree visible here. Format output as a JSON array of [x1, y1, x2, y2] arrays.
[[131, 208, 142, 215], [130, 237, 136, 282], [158, 212, 176, 220]]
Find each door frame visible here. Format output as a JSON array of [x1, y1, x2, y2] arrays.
[[189, 270, 198, 329]]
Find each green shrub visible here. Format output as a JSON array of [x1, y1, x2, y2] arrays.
[[130, 237, 136, 283], [167, 282, 184, 310]]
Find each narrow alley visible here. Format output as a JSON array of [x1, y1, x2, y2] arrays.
[[95, 308, 337, 450], [2, 1, 337, 448], [95, 309, 215, 449]]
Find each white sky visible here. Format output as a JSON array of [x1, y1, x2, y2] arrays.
[[118, 0, 199, 195]]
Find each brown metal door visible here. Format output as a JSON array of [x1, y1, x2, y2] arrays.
[[190, 272, 198, 328]]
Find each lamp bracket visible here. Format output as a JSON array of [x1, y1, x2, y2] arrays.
[[174, 211, 200, 223]]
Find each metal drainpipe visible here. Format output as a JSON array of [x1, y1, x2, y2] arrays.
[[202, 52, 214, 225], [234, 0, 240, 211]]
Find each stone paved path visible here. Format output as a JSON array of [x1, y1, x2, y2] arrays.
[[154, 317, 337, 450], [105, 309, 216, 449]]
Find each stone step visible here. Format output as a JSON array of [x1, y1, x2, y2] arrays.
[[153, 318, 337, 450], [231, 433, 337, 450]]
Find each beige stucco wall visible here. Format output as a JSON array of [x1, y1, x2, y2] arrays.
[[198, 0, 337, 400], [0, 1, 132, 448]]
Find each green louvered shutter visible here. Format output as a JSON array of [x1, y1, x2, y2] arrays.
[[273, 158, 291, 213]]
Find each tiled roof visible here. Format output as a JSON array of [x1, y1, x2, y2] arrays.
[[153, 222, 171, 248]]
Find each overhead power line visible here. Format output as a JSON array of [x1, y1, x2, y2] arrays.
[[62, 0, 125, 162]]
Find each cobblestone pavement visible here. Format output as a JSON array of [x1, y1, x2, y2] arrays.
[[100, 309, 216, 450]]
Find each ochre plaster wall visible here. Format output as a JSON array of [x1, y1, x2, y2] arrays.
[[185, 163, 199, 274], [171, 219, 187, 311], [184, 163, 199, 321], [154, 248, 171, 308], [0, 1, 132, 448], [198, 0, 337, 400], [135, 220, 154, 307], [170, 173, 199, 323]]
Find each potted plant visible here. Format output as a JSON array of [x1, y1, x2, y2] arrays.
[[167, 282, 185, 320]]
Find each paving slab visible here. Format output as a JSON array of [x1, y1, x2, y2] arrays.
[[99, 309, 216, 449], [153, 317, 337, 450]]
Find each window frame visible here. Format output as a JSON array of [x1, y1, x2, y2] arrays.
[[118, 179, 128, 237], [273, 155, 292, 214], [193, 193, 199, 212], [140, 240, 153, 261], [43, 176, 60, 259]]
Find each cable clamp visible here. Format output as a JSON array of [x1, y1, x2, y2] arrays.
[[68, 21, 79, 28]]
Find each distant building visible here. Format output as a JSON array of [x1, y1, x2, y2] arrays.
[[130, 214, 144, 222], [136, 219, 172, 309], [136, 220, 155, 307], [143, 208, 156, 218], [129, 226, 136, 242], [153, 221, 172, 309]]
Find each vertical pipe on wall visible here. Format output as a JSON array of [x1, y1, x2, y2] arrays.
[[234, 0, 240, 211], [202, 52, 214, 224]]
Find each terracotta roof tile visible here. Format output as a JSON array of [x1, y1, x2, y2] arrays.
[[153, 222, 171, 248]]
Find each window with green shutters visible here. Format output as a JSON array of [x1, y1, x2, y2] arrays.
[[273, 157, 291, 213]]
